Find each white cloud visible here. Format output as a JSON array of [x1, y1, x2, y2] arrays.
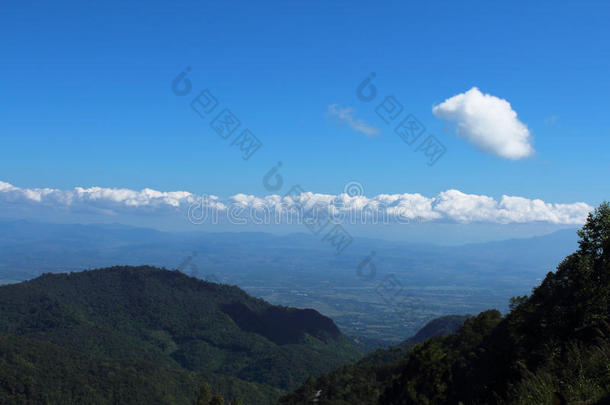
[[431, 190, 591, 224], [0, 181, 199, 214], [0, 181, 592, 225], [433, 87, 533, 159], [328, 104, 381, 137]]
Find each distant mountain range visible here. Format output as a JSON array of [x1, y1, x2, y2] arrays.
[[0, 219, 581, 342], [0, 219, 579, 285]]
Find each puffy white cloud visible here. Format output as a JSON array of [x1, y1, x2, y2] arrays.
[[431, 190, 591, 224], [0, 181, 592, 225], [328, 104, 381, 137], [433, 87, 533, 159]]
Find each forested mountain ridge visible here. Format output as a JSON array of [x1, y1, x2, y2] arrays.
[[280, 202, 610, 405], [0, 266, 360, 404]]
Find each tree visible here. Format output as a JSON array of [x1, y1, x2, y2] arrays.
[[209, 394, 225, 405], [196, 382, 212, 405], [578, 201, 610, 262], [508, 295, 528, 311]]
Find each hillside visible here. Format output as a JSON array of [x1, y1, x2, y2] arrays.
[[404, 314, 470, 344], [280, 202, 610, 405], [0, 332, 279, 404], [277, 313, 470, 404], [0, 266, 360, 404]]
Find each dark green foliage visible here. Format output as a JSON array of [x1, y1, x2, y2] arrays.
[[509, 295, 528, 311], [210, 394, 225, 405], [221, 302, 341, 345], [0, 266, 359, 404], [381, 310, 503, 404], [404, 314, 470, 344], [195, 382, 225, 405], [196, 382, 213, 405], [0, 332, 202, 404], [281, 202, 610, 405], [279, 311, 500, 405], [0, 332, 272, 404]]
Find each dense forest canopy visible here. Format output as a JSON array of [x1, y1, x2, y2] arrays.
[[0, 266, 359, 404]]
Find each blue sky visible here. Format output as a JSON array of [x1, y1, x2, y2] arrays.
[[0, 1, 608, 239]]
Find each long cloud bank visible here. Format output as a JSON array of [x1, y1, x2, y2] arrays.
[[0, 181, 592, 225]]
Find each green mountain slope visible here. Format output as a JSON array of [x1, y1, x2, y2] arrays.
[[0, 333, 279, 405], [277, 314, 470, 404], [0, 266, 360, 404], [280, 202, 610, 405]]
